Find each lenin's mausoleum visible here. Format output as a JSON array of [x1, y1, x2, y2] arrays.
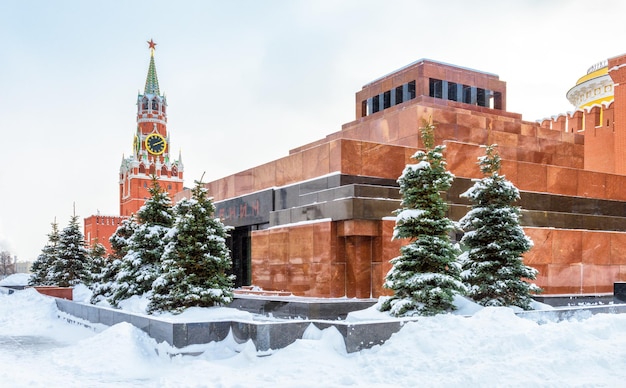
[[86, 43, 626, 299]]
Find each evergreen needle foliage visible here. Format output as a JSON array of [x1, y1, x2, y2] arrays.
[[50, 215, 91, 287], [380, 121, 465, 316], [148, 178, 234, 314], [29, 221, 61, 286], [458, 144, 541, 309], [86, 241, 106, 286], [91, 216, 137, 305], [110, 176, 174, 306]]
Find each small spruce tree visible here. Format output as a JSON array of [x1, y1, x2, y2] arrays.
[[85, 241, 107, 287], [148, 178, 234, 314], [110, 177, 173, 306], [50, 214, 90, 287], [29, 220, 60, 286], [458, 144, 540, 309], [91, 216, 137, 305], [380, 121, 465, 316]]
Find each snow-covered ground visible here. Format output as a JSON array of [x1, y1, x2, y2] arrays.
[[2, 277, 626, 387]]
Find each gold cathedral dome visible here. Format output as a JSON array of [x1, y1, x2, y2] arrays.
[[566, 60, 613, 110]]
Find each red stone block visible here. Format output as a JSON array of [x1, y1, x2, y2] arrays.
[[606, 174, 626, 201], [397, 107, 420, 141], [301, 144, 330, 181], [331, 263, 346, 297], [344, 236, 374, 298], [537, 127, 563, 140], [516, 135, 538, 152], [551, 229, 582, 264], [371, 262, 385, 297], [269, 265, 289, 292], [309, 263, 332, 297], [582, 231, 611, 265], [577, 171, 606, 199], [313, 221, 334, 264], [338, 220, 379, 237], [581, 264, 618, 294], [252, 161, 276, 193], [516, 162, 546, 192], [520, 123, 536, 137], [501, 120, 521, 135], [610, 233, 626, 265], [531, 264, 548, 291], [361, 143, 406, 179], [490, 130, 519, 148], [250, 264, 271, 286], [457, 112, 486, 130], [445, 142, 483, 179], [233, 169, 254, 197], [499, 160, 518, 183], [288, 225, 314, 264], [340, 140, 362, 175], [432, 108, 457, 126], [546, 264, 583, 294], [368, 117, 397, 144], [275, 153, 303, 187], [341, 125, 361, 141], [547, 166, 578, 196], [467, 126, 489, 145], [433, 123, 456, 145], [523, 228, 553, 265], [33, 287, 73, 300], [396, 134, 420, 148], [618, 266, 626, 282], [250, 230, 269, 263], [268, 228, 289, 265]]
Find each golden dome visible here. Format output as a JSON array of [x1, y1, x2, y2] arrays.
[[567, 60, 613, 110]]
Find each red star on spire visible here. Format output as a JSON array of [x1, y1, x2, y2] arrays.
[[147, 39, 157, 50]]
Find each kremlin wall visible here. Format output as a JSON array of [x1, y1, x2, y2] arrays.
[[86, 43, 626, 299]]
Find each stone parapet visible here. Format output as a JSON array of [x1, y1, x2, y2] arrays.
[[55, 295, 626, 354]]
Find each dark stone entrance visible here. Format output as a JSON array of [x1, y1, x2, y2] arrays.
[[226, 226, 252, 287]]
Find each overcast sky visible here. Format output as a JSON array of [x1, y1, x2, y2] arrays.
[[2, 0, 626, 261]]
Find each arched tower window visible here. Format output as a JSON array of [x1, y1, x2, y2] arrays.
[[151, 98, 158, 110], [149, 165, 156, 175], [139, 164, 146, 174], [161, 166, 169, 177], [142, 97, 149, 110], [171, 166, 178, 177]]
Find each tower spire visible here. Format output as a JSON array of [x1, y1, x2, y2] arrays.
[[144, 39, 160, 96]]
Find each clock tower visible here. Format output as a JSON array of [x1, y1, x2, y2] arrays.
[[119, 40, 184, 216]]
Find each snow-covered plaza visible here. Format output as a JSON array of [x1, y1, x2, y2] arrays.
[[2, 275, 626, 387]]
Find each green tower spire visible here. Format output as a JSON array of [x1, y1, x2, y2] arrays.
[[144, 39, 160, 96]]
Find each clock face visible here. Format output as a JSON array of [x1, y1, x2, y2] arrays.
[[145, 133, 166, 155]]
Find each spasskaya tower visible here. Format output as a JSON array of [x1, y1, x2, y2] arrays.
[[119, 39, 184, 216]]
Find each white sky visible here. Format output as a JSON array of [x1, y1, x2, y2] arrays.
[[2, 0, 626, 261]]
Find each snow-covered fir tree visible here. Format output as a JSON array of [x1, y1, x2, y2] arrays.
[[29, 220, 60, 286], [90, 216, 137, 305], [379, 121, 466, 316], [85, 241, 106, 287], [148, 178, 234, 314], [458, 144, 540, 309], [49, 214, 91, 287], [110, 177, 173, 306]]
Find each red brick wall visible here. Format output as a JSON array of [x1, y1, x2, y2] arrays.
[[84, 215, 126, 254]]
